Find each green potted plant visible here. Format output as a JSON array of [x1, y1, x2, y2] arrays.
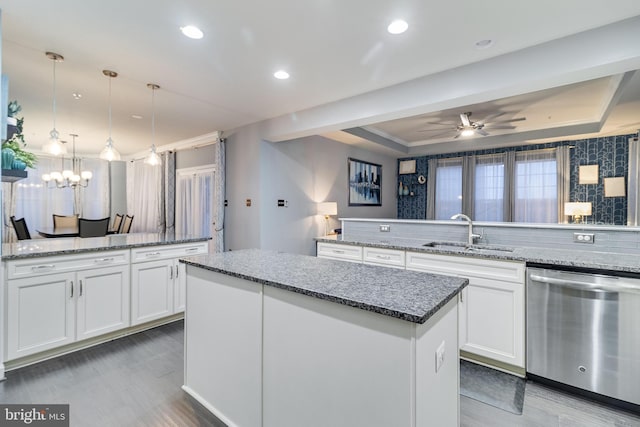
[[3, 100, 37, 170]]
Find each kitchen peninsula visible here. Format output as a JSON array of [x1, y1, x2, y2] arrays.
[[181, 249, 468, 427], [0, 233, 210, 376]]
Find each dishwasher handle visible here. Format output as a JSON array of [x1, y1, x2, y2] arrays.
[[529, 273, 640, 294]]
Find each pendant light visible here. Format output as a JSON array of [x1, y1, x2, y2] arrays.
[[41, 52, 68, 156], [99, 70, 121, 161], [144, 83, 162, 166]]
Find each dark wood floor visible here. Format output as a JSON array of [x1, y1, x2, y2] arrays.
[[1, 320, 638, 426]]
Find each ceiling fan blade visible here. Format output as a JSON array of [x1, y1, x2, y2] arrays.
[[480, 112, 506, 122], [417, 127, 456, 133], [485, 125, 516, 130], [454, 133, 461, 139], [421, 121, 458, 126], [476, 129, 489, 136], [496, 117, 526, 123], [426, 130, 457, 139], [460, 113, 471, 127]]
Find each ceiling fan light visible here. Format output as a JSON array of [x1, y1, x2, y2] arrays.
[[460, 129, 475, 137]]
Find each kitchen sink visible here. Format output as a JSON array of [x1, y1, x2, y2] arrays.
[[422, 241, 514, 253]]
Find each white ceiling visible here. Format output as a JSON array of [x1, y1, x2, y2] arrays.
[[2, 1, 640, 157]]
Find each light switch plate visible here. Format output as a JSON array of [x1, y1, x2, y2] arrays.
[[435, 341, 445, 373]]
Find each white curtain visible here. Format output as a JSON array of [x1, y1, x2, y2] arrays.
[[556, 145, 571, 223], [175, 167, 215, 250], [514, 149, 558, 223], [213, 139, 225, 252], [126, 159, 163, 233], [627, 137, 639, 226], [434, 157, 463, 220], [474, 154, 505, 221], [3, 155, 109, 242]]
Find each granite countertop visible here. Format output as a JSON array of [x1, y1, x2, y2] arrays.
[[315, 236, 640, 274], [2, 233, 211, 260], [181, 249, 468, 324]]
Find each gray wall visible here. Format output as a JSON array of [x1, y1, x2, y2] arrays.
[[225, 124, 398, 255], [109, 161, 127, 216], [176, 145, 215, 169]]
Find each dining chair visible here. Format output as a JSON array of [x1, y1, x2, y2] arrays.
[[111, 214, 124, 233], [10, 216, 32, 240], [78, 217, 110, 238], [121, 215, 134, 233], [53, 214, 79, 229]]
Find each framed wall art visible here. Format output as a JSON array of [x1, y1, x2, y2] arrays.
[[348, 158, 382, 206]]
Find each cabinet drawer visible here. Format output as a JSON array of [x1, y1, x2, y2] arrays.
[[317, 242, 362, 263], [363, 247, 405, 269], [405, 251, 524, 283], [7, 250, 130, 280], [131, 241, 208, 263]]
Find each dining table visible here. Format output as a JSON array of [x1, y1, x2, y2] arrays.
[[37, 227, 119, 238]]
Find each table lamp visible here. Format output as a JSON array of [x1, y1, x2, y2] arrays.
[[317, 202, 338, 236], [564, 202, 592, 224]]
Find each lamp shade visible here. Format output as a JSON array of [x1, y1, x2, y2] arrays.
[[564, 202, 592, 216], [317, 202, 338, 216]]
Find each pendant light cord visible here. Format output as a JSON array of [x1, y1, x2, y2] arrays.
[[108, 76, 113, 142], [151, 86, 156, 147], [52, 58, 57, 130]]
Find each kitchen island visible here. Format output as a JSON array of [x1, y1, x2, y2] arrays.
[[181, 249, 468, 427]]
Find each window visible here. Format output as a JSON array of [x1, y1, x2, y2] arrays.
[[474, 155, 505, 221], [435, 158, 462, 220], [514, 151, 558, 223]]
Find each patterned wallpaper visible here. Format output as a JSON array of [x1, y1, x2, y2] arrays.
[[397, 133, 635, 224]]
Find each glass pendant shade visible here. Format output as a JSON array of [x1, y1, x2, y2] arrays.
[[100, 138, 121, 161], [144, 144, 161, 166]]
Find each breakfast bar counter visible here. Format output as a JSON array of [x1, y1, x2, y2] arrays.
[[181, 249, 468, 427]]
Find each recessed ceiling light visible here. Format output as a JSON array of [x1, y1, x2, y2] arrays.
[[387, 19, 408, 35], [274, 70, 290, 80], [475, 39, 494, 49], [180, 25, 204, 39], [72, 92, 82, 100], [131, 115, 143, 120]]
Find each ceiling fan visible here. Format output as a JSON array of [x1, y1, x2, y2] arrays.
[[418, 111, 526, 139]]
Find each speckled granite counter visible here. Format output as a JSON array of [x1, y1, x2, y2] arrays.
[[315, 236, 640, 274], [181, 249, 467, 324], [2, 233, 210, 260]]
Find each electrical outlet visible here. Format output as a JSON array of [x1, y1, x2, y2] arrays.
[[435, 341, 445, 373], [246, 199, 252, 207], [573, 233, 595, 244], [277, 199, 288, 207], [379, 224, 391, 232]]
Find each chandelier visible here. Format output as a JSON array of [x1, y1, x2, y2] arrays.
[[42, 134, 93, 188]]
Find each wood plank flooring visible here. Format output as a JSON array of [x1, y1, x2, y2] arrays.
[[1, 320, 638, 426]]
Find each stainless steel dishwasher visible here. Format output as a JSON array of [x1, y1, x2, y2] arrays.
[[527, 267, 640, 407]]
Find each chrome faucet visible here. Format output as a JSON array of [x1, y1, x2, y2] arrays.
[[450, 213, 482, 245]]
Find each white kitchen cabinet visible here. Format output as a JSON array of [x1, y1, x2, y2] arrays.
[[363, 246, 405, 269], [131, 242, 208, 325], [316, 242, 363, 263], [76, 265, 130, 341], [131, 260, 174, 325], [6, 251, 130, 361], [7, 272, 76, 360], [406, 251, 525, 368]]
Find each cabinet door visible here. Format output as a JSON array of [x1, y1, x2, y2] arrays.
[[459, 276, 524, 367], [174, 260, 186, 313], [131, 260, 174, 325], [76, 265, 131, 340], [7, 272, 76, 360]]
